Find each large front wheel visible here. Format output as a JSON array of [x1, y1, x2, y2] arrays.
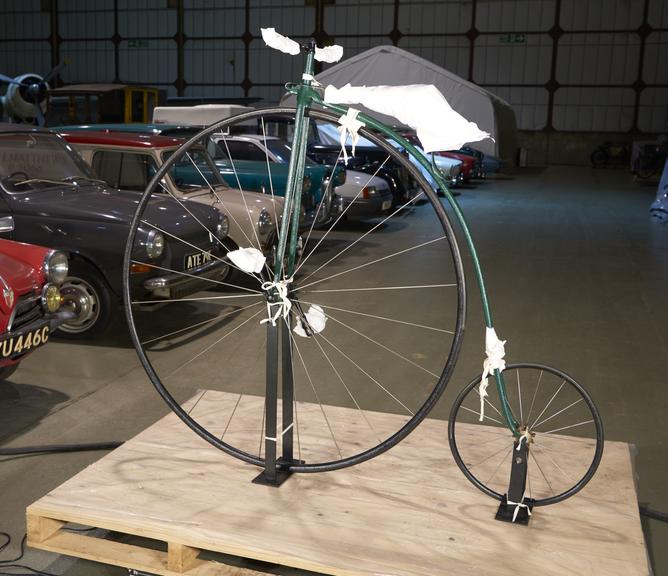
[[124, 107, 467, 472], [448, 363, 604, 506]]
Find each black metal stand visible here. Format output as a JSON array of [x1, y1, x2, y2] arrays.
[[252, 319, 301, 487], [495, 439, 535, 525]]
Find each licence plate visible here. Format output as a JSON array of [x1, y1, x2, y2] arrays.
[[382, 199, 392, 210], [184, 250, 213, 271], [0, 324, 50, 359]]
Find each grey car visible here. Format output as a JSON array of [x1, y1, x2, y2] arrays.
[[0, 125, 230, 337]]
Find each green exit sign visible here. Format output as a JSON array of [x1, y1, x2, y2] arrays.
[[128, 40, 149, 48], [499, 33, 526, 44]]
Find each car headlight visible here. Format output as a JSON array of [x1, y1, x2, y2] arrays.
[[361, 186, 378, 199], [215, 213, 229, 240], [146, 229, 165, 259], [43, 250, 68, 285], [302, 175, 312, 194], [258, 208, 273, 235], [41, 284, 61, 313]]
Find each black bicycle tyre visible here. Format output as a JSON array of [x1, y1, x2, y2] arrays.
[[448, 362, 604, 506], [123, 106, 467, 473]]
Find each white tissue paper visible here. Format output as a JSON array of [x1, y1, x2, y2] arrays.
[[261, 28, 300, 56], [228, 247, 266, 274], [315, 45, 343, 63], [324, 83, 491, 153], [294, 304, 327, 337]]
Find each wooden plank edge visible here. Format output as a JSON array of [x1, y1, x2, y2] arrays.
[[26, 515, 272, 576]]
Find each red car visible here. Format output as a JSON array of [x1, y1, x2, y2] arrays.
[[0, 221, 72, 382]]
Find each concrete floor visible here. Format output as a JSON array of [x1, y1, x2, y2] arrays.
[[1, 165, 665, 574]]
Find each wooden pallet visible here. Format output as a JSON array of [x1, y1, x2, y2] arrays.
[[27, 391, 649, 576]]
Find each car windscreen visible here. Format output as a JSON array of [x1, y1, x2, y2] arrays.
[[0, 132, 96, 190]]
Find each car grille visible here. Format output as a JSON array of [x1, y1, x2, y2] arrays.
[[9, 294, 42, 331]]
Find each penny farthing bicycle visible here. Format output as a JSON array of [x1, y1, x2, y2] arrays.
[[123, 29, 603, 519]]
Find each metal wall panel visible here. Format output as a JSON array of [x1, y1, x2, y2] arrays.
[[476, 0, 556, 32], [557, 33, 640, 85], [0, 0, 49, 40], [554, 87, 635, 131], [330, 0, 395, 35], [0, 0, 666, 134], [0, 41, 51, 78], [560, 0, 644, 30], [398, 36, 470, 79], [493, 86, 550, 130], [60, 40, 115, 83], [474, 34, 552, 85], [638, 88, 668, 133]]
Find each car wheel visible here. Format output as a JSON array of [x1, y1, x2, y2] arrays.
[[0, 364, 19, 382], [56, 262, 113, 338]]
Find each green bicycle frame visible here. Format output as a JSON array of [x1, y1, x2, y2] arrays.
[[275, 45, 519, 437]]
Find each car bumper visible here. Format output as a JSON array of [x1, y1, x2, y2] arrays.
[[143, 257, 230, 299], [341, 191, 394, 220], [0, 307, 77, 365]]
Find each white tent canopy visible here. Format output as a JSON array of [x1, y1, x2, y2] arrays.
[[282, 45, 517, 164]]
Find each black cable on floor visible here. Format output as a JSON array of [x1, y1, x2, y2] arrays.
[[0, 533, 57, 576], [640, 505, 668, 523], [0, 442, 123, 456]]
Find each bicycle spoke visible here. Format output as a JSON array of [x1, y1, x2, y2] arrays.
[[220, 393, 243, 442], [529, 449, 556, 497], [532, 443, 575, 483], [484, 445, 514, 486], [307, 283, 456, 294], [186, 389, 208, 416], [310, 328, 382, 444], [468, 440, 515, 470], [260, 117, 282, 237], [168, 308, 264, 377], [188, 148, 263, 253], [322, 310, 440, 379], [460, 405, 504, 425], [539, 419, 595, 436], [132, 293, 262, 306], [525, 369, 543, 427], [532, 397, 584, 430], [296, 191, 425, 282], [529, 380, 566, 430], [295, 154, 389, 274], [301, 300, 453, 334], [140, 300, 264, 346], [290, 330, 343, 459], [516, 370, 524, 425], [129, 259, 262, 294], [315, 331, 414, 416]]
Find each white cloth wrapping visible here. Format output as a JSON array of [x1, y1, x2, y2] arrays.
[[261, 27, 343, 63], [294, 304, 327, 337], [228, 247, 266, 274], [336, 108, 364, 164], [478, 327, 507, 421], [315, 44, 343, 63], [261, 28, 300, 56], [324, 83, 491, 153]]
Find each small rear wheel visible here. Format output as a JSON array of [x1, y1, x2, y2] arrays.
[[448, 363, 603, 506]]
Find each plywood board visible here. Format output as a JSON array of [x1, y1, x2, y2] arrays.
[[27, 391, 649, 576]]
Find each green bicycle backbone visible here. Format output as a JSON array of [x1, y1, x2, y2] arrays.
[[275, 40, 519, 437]]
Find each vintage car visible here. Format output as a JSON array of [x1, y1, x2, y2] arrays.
[[314, 122, 463, 192], [0, 125, 230, 337], [55, 123, 340, 229], [209, 133, 393, 221], [57, 130, 283, 259], [0, 228, 72, 381]]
